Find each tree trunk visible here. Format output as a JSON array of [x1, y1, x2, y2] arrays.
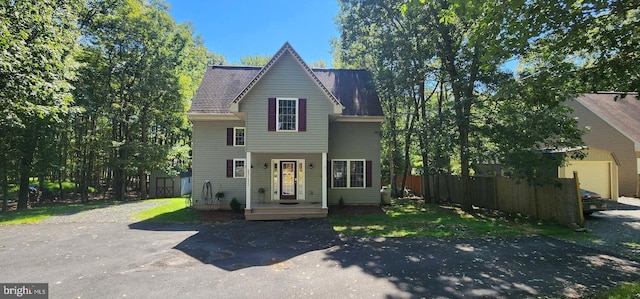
[[17, 139, 35, 210], [437, 9, 474, 211], [1, 159, 8, 213]]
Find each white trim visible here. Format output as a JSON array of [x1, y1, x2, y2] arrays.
[[322, 152, 327, 209], [276, 98, 299, 132], [330, 159, 367, 189], [335, 116, 385, 123], [187, 113, 241, 121], [233, 127, 245, 146], [233, 159, 246, 178], [229, 42, 343, 111], [245, 152, 251, 210]]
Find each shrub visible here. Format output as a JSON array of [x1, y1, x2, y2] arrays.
[[338, 196, 345, 207], [229, 197, 242, 212]]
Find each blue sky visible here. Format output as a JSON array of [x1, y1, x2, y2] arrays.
[[165, 0, 340, 67]]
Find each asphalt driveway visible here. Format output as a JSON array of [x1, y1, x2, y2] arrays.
[[1, 202, 639, 298]]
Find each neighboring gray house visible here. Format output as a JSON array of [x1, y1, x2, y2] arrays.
[[566, 92, 640, 197], [187, 42, 383, 220]]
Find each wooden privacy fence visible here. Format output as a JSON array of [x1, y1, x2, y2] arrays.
[[423, 174, 583, 225]]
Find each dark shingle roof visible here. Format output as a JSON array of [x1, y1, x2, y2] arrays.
[[189, 66, 261, 114], [188, 65, 383, 117], [576, 92, 640, 143]]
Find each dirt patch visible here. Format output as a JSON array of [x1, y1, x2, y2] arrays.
[[197, 210, 244, 221]]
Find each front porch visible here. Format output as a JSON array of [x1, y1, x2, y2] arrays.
[[244, 202, 328, 220]]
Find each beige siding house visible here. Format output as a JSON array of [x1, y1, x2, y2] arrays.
[[566, 93, 640, 196], [558, 147, 619, 200], [187, 42, 383, 220]]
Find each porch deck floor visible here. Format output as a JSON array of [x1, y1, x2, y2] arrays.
[[245, 202, 328, 220]]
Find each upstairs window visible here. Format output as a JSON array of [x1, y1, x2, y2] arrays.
[[268, 98, 306, 132], [277, 98, 297, 131], [234, 127, 245, 146]]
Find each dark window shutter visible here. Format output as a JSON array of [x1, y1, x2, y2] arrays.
[[268, 98, 276, 131], [366, 160, 372, 187], [227, 128, 233, 146], [226, 159, 233, 178], [298, 98, 307, 132], [327, 161, 332, 188]]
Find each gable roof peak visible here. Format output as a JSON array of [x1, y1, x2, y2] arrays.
[[230, 42, 343, 109]]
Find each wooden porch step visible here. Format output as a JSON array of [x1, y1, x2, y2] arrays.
[[244, 205, 328, 220]]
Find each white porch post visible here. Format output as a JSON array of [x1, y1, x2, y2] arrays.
[[246, 151, 252, 210], [322, 152, 328, 209]]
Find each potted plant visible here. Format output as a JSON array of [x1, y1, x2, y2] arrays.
[[215, 191, 224, 200], [257, 187, 265, 204]]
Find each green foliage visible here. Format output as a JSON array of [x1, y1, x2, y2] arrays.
[[0, 0, 82, 209], [310, 58, 327, 68], [206, 50, 227, 65], [520, 1, 640, 94], [239, 54, 272, 66], [73, 0, 207, 200], [338, 196, 345, 207], [330, 198, 576, 238], [335, 0, 595, 198], [229, 198, 242, 213]]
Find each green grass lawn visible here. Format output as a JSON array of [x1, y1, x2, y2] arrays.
[[592, 282, 640, 299], [330, 198, 577, 238], [2, 178, 97, 200], [131, 197, 197, 222]]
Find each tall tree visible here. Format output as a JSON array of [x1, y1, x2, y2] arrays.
[[0, 0, 81, 209], [336, 0, 585, 210], [523, 0, 639, 94], [76, 0, 206, 200]]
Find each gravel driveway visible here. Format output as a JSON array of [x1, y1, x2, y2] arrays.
[[572, 197, 640, 260], [39, 200, 166, 224]]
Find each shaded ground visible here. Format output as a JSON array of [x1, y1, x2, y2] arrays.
[[197, 204, 385, 221], [1, 217, 638, 298], [2, 199, 639, 298], [572, 197, 640, 260]]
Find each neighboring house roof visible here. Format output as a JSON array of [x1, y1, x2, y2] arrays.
[[188, 43, 383, 117], [575, 92, 640, 147]]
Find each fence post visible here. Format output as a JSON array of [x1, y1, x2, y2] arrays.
[[573, 171, 585, 227], [493, 174, 499, 210]]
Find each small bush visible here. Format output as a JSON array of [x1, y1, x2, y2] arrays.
[[338, 196, 345, 207], [229, 197, 242, 212]]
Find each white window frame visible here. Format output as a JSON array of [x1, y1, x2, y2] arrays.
[[233, 127, 245, 146], [331, 159, 366, 189], [233, 159, 246, 178], [276, 98, 298, 132]]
